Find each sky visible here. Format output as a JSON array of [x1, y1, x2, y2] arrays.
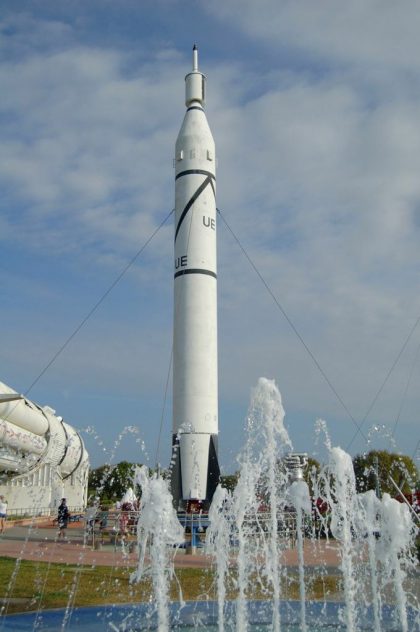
[[1, 1, 419, 473]]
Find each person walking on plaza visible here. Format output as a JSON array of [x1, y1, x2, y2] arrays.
[[57, 498, 70, 540], [0, 496, 7, 534]]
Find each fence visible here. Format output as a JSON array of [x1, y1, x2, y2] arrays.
[[7, 506, 305, 549], [8, 506, 85, 520]]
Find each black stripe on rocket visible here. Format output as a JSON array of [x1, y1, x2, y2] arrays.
[[175, 173, 216, 243], [176, 169, 214, 180], [174, 268, 217, 279]]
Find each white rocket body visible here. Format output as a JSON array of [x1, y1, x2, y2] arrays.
[[171, 48, 220, 507], [0, 380, 88, 478], [0, 380, 89, 512]]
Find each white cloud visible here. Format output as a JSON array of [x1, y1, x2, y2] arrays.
[[206, 48, 420, 452], [0, 42, 182, 257], [204, 0, 420, 73]]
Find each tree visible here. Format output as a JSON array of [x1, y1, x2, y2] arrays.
[[219, 456, 321, 497], [88, 461, 143, 503], [303, 457, 321, 497], [353, 450, 418, 496], [220, 472, 239, 492]]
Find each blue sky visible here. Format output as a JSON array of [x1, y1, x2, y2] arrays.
[[1, 1, 419, 471]]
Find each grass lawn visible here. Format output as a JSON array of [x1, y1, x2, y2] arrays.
[[0, 556, 340, 615]]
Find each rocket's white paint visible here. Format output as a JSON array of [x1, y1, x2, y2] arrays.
[[172, 46, 220, 506]]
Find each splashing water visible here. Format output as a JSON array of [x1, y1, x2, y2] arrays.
[[1, 379, 419, 631], [207, 378, 295, 631], [206, 485, 233, 632], [324, 448, 359, 632], [205, 380, 418, 632], [130, 466, 184, 631], [288, 479, 311, 631], [376, 493, 416, 632]]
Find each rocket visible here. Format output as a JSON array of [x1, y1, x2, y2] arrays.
[[171, 46, 220, 509]]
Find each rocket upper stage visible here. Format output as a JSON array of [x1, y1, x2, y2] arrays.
[[185, 45, 206, 107], [171, 48, 220, 508], [174, 49, 216, 286]]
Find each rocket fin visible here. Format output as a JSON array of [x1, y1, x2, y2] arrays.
[[206, 434, 220, 503], [170, 434, 183, 509]]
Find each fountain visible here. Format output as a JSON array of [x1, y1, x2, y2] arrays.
[[1, 378, 418, 631]]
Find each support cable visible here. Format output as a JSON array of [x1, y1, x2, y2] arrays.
[[217, 207, 368, 443], [411, 438, 420, 462], [154, 351, 173, 469], [391, 337, 420, 439], [23, 209, 174, 398], [346, 314, 420, 450]]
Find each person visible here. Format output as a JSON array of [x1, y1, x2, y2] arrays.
[[0, 496, 8, 534], [98, 505, 109, 542], [118, 502, 130, 537], [57, 498, 70, 540], [84, 504, 97, 539]]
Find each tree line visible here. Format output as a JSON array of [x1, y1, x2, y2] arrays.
[[88, 451, 418, 504]]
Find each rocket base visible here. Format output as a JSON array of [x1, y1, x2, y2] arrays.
[[170, 433, 220, 511]]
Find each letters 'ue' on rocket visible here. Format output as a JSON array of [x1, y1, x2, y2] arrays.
[[170, 46, 220, 510]]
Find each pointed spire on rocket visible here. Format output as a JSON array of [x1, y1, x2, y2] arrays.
[[192, 44, 198, 71]]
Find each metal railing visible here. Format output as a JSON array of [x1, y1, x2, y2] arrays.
[[7, 506, 85, 520], [176, 510, 300, 548], [83, 510, 139, 550]]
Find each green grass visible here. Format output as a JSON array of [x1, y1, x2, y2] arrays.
[[0, 556, 341, 615]]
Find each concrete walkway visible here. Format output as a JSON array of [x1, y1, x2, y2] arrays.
[[0, 520, 343, 570]]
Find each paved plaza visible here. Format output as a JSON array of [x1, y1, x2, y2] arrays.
[[0, 518, 343, 570]]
